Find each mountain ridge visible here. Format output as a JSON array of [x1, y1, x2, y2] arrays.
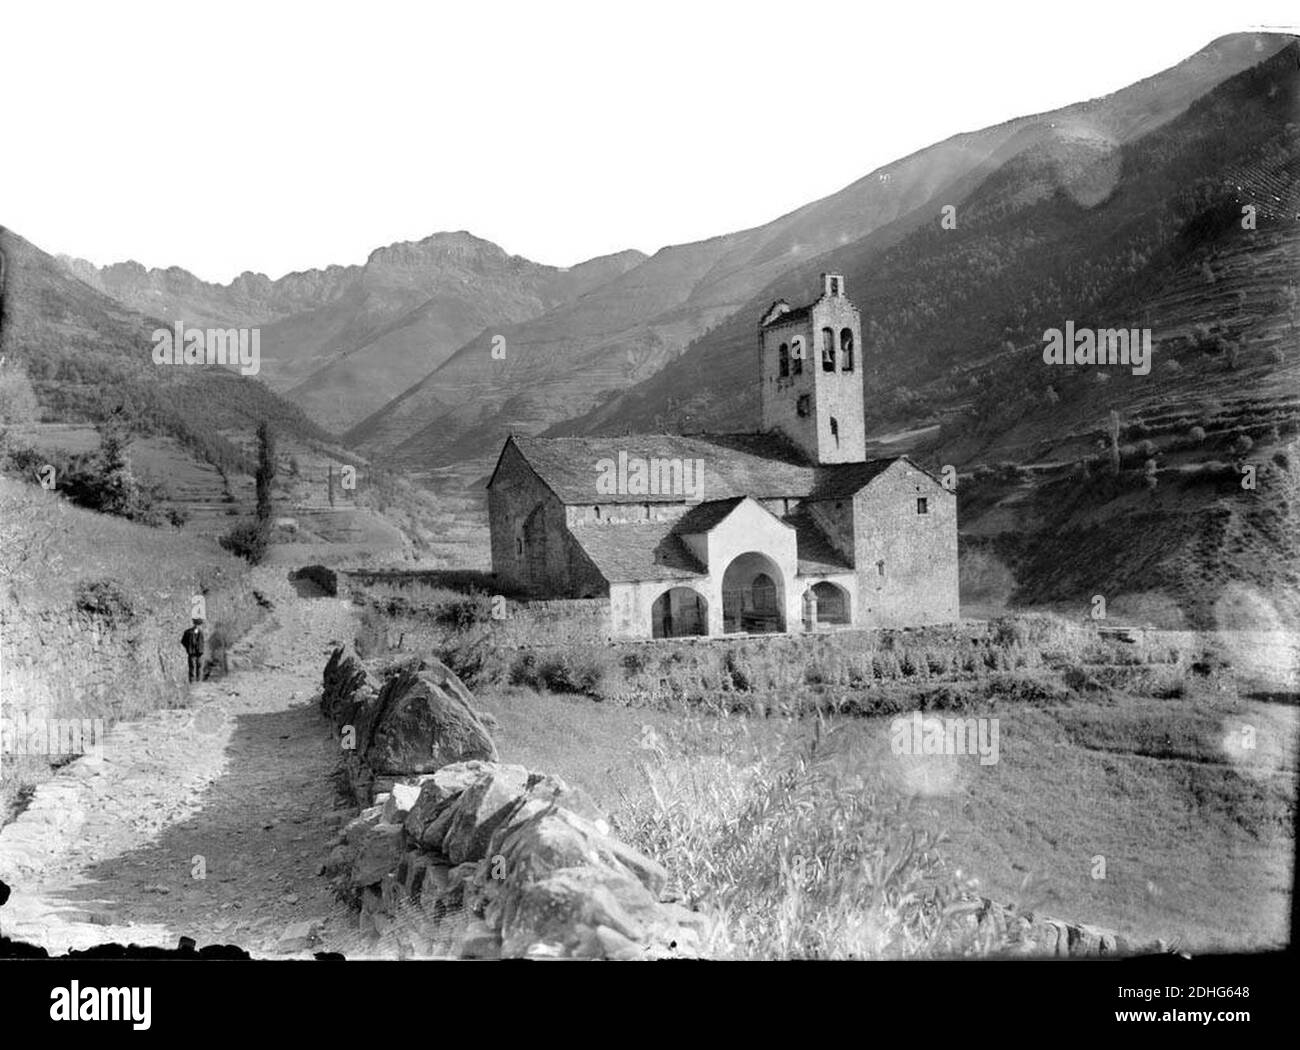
[[348, 32, 1296, 471]]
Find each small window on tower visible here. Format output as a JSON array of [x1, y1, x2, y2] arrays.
[[822, 327, 835, 371], [841, 328, 854, 371], [830, 277, 840, 296], [877, 560, 885, 577], [516, 538, 523, 555], [917, 498, 928, 515], [791, 337, 804, 375], [796, 394, 811, 418], [830, 417, 839, 444], [779, 343, 789, 378]]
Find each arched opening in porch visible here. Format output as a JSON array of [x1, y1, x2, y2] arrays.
[[802, 580, 851, 627], [651, 586, 709, 639], [722, 552, 786, 634]]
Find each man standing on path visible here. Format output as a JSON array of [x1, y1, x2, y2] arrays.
[[182, 616, 207, 683]]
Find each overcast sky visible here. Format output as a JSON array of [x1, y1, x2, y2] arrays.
[[4, 0, 1295, 283]]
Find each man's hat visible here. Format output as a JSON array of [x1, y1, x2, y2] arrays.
[[192, 616, 205, 624]]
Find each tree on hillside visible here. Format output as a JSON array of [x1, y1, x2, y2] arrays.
[[255, 420, 276, 524], [222, 420, 276, 565], [43, 410, 168, 525], [96, 413, 136, 518]]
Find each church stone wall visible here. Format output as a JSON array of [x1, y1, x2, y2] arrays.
[[851, 462, 958, 628], [488, 444, 606, 598]]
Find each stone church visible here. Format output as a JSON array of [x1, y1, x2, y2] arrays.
[[487, 274, 958, 639]]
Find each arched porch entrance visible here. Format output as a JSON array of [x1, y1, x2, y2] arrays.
[[722, 552, 786, 634], [651, 586, 708, 638], [802, 580, 851, 627]]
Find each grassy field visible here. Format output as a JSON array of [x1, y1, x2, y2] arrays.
[[472, 671, 1294, 956], [351, 580, 1297, 958]]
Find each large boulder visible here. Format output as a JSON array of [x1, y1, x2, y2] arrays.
[[358, 668, 498, 777], [321, 646, 378, 727], [421, 656, 476, 708]]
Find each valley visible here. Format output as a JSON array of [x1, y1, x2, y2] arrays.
[[1, 28, 1296, 962]]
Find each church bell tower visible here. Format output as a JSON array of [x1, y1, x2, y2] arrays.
[[758, 273, 865, 464]]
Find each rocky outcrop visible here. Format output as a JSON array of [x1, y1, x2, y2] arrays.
[[957, 897, 1133, 957], [321, 648, 498, 806], [318, 647, 705, 959]]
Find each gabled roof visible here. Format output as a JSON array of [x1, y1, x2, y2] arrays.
[[760, 299, 791, 326], [493, 432, 941, 507], [568, 522, 705, 583], [761, 303, 812, 329], [674, 496, 748, 534], [788, 508, 853, 575], [503, 433, 816, 505], [805, 458, 899, 498], [569, 498, 851, 584]]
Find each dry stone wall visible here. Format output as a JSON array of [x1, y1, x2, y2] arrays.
[[318, 646, 707, 959]]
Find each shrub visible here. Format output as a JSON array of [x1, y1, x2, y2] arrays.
[[434, 594, 492, 630], [74, 577, 135, 623], [508, 651, 539, 687], [441, 628, 504, 687], [3, 443, 47, 480], [984, 674, 1073, 706], [873, 652, 900, 680], [219, 519, 269, 564], [1063, 666, 1104, 693], [537, 649, 608, 695], [723, 649, 752, 691], [292, 564, 338, 596]]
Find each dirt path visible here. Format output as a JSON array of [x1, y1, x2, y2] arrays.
[[0, 574, 371, 957]]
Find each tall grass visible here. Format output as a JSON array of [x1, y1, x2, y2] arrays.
[[609, 711, 991, 959]]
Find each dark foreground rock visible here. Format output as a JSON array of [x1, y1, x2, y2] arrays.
[[318, 646, 705, 959]]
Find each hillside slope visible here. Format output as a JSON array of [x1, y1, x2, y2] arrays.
[[349, 33, 1294, 469], [63, 233, 647, 432], [553, 35, 1299, 448], [1, 226, 330, 475]]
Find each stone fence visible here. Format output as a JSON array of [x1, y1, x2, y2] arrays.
[[317, 646, 706, 959]]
